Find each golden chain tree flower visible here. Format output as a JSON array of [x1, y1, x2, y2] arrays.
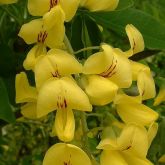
[[80, 0, 119, 11], [12, 0, 160, 163], [114, 93, 158, 126], [131, 61, 156, 100], [19, 6, 65, 48], [0, 0, 17, 4], [28, 0, 80, 22], [125, 24, 144, 57], [19, 6, 65, 70], [34, 48, 82, 89], [82, 44, 132, 105], [15, 72, 38, 119], [43, 143, 92, 165], [97, 124, 155, 165], [37, 77, 92, 141], [82, 24, 145, 106]]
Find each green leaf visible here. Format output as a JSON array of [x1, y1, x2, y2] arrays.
[[0, 78, 15, 123], [88, 8, 165, 50], [116, 0, 134, 10], [70, 15, 84, 58], [84, 15, 102, 47]]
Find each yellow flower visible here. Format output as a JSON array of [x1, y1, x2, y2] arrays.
[[154, 86, 165, 106], [43, 143, 91, 165], [19, 8, 65, 48], [80, 0, 119, 11], [19, 7, 65, 70], [0, 0, 17, 4], [34, 48, 82, 89], [114, 94, 158, 126], [131, 61, 156, 100], [89, 46, 132, 88], [82, 44, 131, 105], [125, 24, 144, 57], [37, 77, 92, 141], [28, 0, 80, 22], [98, 124, 154, 165], [15, 72, 38, 119]]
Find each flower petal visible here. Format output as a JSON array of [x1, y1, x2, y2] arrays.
[[43, 5, 65, 30], [21, 102, 37, 119], [83, 52, 111, 75], [28, 0, 49, 16], [43, 143, 92, 165], [81, 0, 119, 11], [60, 0, 80, 22], [130, 61, 150, 81], [118, 124, 149, 158], [97, 126, 119, 150], [97, 138, 118, 150], [114, 93, 141, 105], [137, 71, 156, 100], [147, 122, 158, 148], [45, 17, 65, 48], [154, 87, 165, 106], [100, 150, 128, 165], [125, 24, 144, 57], [122, 152, 153, 165], [23, 44, 47, 71], [105, 48, 132, 88], [18, 19, 43, 44], [35, 49, 82, 89], [37, 77, 92, 118], [82, 75, 118, 105], [15, 72, 37, 103], [54, 108, 75, 142], [116, 102, 158, 126]]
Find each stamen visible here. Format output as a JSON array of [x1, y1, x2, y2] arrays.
[[64, 98, 67, 108], [51, 64, 61, 78], [63, 155, 72, 165], [51, 70, 60, 78], [57, 96, 68, 110], [50, 0, 59, 9], [37, 31, 48, 43]]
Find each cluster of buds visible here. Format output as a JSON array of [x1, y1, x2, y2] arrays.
[[4, 0, 163, 164]]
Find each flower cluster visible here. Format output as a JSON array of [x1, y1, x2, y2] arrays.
[[12, 0, 162, 164]]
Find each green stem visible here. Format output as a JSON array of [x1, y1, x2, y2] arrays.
[[64, 34, 74, 55], [74, 46, 100, 55], [80, 112, 92, 158], [86, 113, 103, 117], [81, 112, 89, 133]]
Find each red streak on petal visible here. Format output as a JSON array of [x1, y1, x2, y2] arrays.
[[99, 58, 118, 78]]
